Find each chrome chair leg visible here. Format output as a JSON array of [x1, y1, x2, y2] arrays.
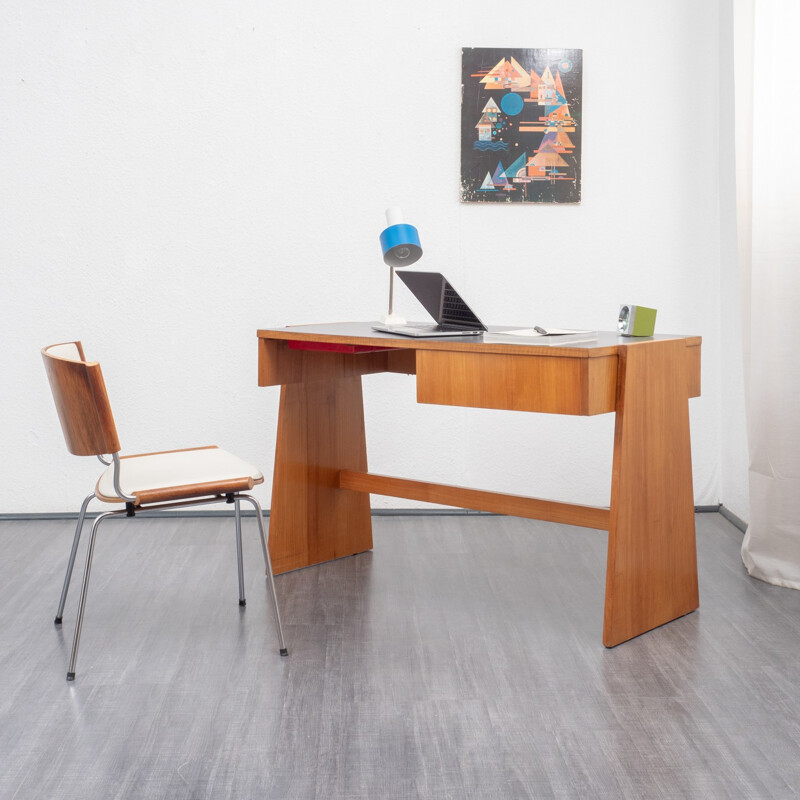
[[67, 510, 118, 681], [55, 493, 95, 625], [240, 494, 287, 656], [234, 497, 246, 606]]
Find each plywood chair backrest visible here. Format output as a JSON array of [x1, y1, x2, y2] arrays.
[[42, 342, 121, 457]]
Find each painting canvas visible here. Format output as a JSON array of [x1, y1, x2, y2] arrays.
[[460, 47, 583, 204]]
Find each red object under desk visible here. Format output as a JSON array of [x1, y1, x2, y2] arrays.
[[287, 340, 393, 354]]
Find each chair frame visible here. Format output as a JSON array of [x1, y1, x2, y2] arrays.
[[42, 342, 287, 681]]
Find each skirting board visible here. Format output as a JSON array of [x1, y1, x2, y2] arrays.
[[1, 505, 724, 521], [719, 504, 747, 532]]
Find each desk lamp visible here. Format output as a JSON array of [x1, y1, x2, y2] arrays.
[[379, 207, 422, 324]]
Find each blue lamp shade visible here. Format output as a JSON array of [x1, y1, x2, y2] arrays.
[[380, 224, 423, 268]]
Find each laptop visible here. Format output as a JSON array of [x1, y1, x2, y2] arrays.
[[371, 271, 487, 337]]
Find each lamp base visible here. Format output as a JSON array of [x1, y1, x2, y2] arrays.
[[380, 312, 407, 325]]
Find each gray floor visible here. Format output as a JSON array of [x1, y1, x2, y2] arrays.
[[1, 512, 799, 799]]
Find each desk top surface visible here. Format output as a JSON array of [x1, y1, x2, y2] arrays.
[[258, 322, 701, 359]]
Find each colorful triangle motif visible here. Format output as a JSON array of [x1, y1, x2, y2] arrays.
[[478, 171, 497, 191], [481, 58, 508, 85], [509, 57, 531, 87], [492, 161, 509, 186], [505, 152, 527, 180]]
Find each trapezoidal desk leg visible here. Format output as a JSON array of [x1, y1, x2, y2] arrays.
[[603, 338, 699, 647], [268, 376, 373, 574]]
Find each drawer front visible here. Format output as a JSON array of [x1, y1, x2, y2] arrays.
[[416, 350, 617, 416]]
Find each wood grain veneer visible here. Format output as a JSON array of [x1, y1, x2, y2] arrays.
[[686, 339, 701, 398], [603, 338, 699, 646], [42, 342, 121, 456], [129, 478, 257, 506], [259, 338, 416, 387], [268, 376, 373, 574], [416, 350, 618, 415], [339, 471, 611, 530], [257, 324, 702, 645]]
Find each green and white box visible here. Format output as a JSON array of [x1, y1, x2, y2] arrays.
[[618, 304, 657, 337]]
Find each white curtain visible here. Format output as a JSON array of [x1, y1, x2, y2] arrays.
[[735, 0, 800, 588]]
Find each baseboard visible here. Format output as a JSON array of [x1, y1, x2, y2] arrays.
[[1, 505, 726, 521], [719, 504, 748, 532]]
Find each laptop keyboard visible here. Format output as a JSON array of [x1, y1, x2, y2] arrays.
[[442, 283, 482, 327]]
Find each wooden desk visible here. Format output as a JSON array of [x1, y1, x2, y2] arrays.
[[257, 322, 702, 647]]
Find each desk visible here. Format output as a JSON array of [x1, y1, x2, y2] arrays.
[[257, 322, 702, 647]]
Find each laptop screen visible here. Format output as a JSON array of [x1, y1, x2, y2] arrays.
[[396, 271, 486, 330]]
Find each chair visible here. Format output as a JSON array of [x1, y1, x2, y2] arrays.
[[42, 341, 287, 681]]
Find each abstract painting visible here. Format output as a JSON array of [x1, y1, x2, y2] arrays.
[[460, 48, 583, 204]]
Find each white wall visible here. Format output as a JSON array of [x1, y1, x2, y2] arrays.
[[1, 0, 741, 514]]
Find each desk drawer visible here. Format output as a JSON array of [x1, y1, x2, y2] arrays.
[[416, 350, 618, 415]]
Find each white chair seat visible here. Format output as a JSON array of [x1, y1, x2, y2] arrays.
[[95, 445, 264, 504]]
